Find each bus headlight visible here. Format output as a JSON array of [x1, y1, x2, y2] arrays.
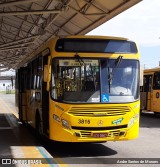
[[128, 114, 139, 128], [53, 114, 61, 122], [61, 119, 70, 129]]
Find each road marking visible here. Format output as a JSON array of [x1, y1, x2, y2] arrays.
[[0, 99, 10, 113], [0, 98, 18, 127], [0, 98, 18, 118], [36, 146, 57, 167]]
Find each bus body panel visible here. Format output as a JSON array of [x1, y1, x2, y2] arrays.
[[147, 92, 151, 110], [49, 99, 140, 142], [151, 90, 160, 112]]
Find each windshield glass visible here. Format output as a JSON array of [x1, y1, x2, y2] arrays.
[[101, 59, 139, 103], [51, 58, 139, 103]]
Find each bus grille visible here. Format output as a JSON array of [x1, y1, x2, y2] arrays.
[[68, 106, 130, 117]]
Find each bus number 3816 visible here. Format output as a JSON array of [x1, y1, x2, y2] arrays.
[[78, 119, 90, 124]]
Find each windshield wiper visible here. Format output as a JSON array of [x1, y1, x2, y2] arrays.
[[114, 55, 123, 69], [74, 53, 85, 66], [108, 55, 123, 93], [108, 65, 112, 93], [89, 63, 96, 91]]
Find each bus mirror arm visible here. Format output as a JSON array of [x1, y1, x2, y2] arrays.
[[44, 65, 51, 91], [46, 82, 50, 92], [44, 65, 51, 82], [44, 65, 49, 82]]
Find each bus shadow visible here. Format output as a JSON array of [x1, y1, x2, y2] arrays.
[[140, 112, 160, 128], [43, 141, 117, 158]]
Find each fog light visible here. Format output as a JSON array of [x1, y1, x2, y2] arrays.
[[61, 119, 70, 129], [53, 114, 60, 122], [119, 131, 125, 136], [75, 132, 81, 137]]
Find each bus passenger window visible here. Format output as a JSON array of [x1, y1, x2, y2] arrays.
[[143, 75, 152, 92], [153, 72, 160, 90]]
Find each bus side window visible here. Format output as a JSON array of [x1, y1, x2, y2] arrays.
[[143, 75, 152, 92], [153, 72, 160, 90], [149, 76, 152, 92], [37, 56, 43, 89]]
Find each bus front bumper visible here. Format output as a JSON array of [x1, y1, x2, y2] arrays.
[[49, 120, 139, 142]]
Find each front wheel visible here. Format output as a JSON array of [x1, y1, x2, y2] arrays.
[[154, 112, 160, 116], [35, 114, 43, 138]]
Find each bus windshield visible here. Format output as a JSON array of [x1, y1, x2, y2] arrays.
[[51, 58, 139, 103]]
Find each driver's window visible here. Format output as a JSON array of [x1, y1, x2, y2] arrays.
[[153, 72, 160, 90]]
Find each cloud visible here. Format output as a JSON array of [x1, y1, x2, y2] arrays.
[[88, 0, 160, 47]]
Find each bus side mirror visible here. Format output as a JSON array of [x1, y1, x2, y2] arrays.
[[44, 65, 49, 82], [44, 65, 51, 91]]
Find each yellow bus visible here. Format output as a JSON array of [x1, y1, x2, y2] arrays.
[[140, 67, 160, 114], [15, 35, 140, 142]]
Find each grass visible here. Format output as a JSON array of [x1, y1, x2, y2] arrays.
[[0, 89, 15, 94]]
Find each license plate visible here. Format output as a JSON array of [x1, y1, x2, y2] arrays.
[[92, 133, 107, 138]]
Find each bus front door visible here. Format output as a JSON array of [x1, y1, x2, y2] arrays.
[[141, 75, 152, 111]]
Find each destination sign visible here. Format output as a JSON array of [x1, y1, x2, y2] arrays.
[[59, 59, 98, 66]]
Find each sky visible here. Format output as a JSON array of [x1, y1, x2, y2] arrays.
[[87, 0, 160, 69]]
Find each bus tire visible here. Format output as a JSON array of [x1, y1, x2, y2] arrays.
[[140, 109, 143, 115], [154, 112, 160, 116], [35, 112, 43, 138]]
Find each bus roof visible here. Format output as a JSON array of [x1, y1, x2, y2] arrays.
[[60, 35, 129, 41], [25, 35, 138, 65], [144, 67, 160, 74]]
